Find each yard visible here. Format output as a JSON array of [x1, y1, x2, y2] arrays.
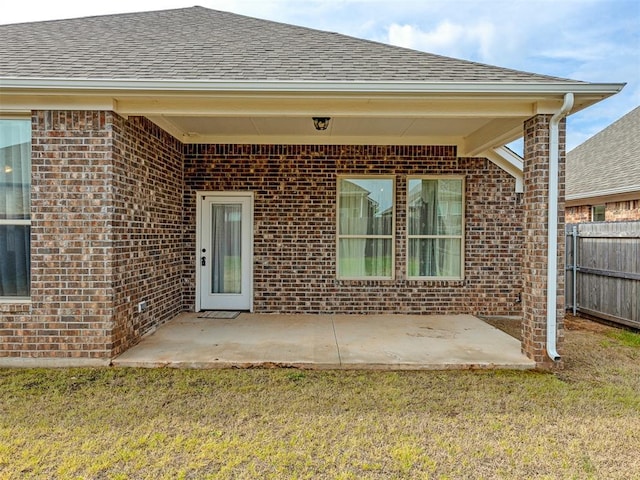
[[1, 316, 639, 479]]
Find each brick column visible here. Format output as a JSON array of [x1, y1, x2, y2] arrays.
[[30, 111, 115, 359], [522, 114, 566, 368]]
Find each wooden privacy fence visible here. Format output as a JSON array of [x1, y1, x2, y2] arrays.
[[566, 221, 640, 329]]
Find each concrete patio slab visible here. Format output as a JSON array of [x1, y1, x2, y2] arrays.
[[112, 313, 535, 370], [333, 314, 533, 369]]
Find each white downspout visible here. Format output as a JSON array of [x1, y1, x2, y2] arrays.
[[546, 92, 574, 361]]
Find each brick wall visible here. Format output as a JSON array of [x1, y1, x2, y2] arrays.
[[110, 116, 184, 355], [566, 205, 591, 223], [184, 144, 524, 316], [606, 200, 640, 221], [566, 200, 640, 223]]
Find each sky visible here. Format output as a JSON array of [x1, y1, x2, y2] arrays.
[[2, 0, 639, 152]]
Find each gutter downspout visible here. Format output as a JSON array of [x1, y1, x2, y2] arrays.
[[546, 92, 574, 362]]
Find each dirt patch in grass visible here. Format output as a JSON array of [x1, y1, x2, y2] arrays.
[[1, 315, 639, 479], [482, 317, 523, 340]]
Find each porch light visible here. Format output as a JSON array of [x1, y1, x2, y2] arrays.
[[312, 117, 331, 131]]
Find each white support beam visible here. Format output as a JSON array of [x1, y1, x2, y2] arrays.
[[482, 147, 524, 193], [462, 118, 524, 157]]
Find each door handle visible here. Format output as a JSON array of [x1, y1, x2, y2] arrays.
[[201, 256, 206, 266]]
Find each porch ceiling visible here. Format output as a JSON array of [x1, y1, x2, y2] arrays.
[[148, 114, 494, 149]]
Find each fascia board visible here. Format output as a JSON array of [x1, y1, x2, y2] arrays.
[[0, 77, 625, 95]]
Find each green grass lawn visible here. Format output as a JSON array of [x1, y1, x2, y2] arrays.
[[1, 317, 639, 479]]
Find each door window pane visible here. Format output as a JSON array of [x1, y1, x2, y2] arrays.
[[211, 204, 242, 294]]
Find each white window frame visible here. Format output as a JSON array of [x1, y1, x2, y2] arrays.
[[336, 175, 396, 280], [406, 175, 465, 281]]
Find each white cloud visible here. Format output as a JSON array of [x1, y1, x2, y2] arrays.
[[387, 20, 498, 61]]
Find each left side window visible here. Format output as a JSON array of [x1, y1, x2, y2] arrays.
[[0, 119, 31, 298]]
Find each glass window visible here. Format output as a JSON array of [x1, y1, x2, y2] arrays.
[[407, 177, 464, 279], [337, 177, 394, 279], [1, 119, 31, 297], [591, 204, 605, 222]]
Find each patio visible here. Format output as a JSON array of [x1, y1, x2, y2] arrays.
[[112, 313, 535, 370]]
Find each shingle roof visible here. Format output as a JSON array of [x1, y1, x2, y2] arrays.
[[567, 106, 640, 198], [0, 6, 585, 83]]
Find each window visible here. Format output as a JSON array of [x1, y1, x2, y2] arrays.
[[337, 177, 394, 279], [407, 177, 464, 279], [591, 204, 605, 222], [0, 119, 31, 298]]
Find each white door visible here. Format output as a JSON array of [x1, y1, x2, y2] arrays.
[[198, 194, 253, 311]]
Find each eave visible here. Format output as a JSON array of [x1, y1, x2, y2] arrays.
[[1, 77, 624, 186]]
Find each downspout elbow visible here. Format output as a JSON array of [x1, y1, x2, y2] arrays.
[[546, 92, 574, 362]]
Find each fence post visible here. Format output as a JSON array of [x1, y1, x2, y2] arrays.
[[572, 225, 578, 316]]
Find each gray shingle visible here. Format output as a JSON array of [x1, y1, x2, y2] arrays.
[[1, 6, 585, 83], [566, 106, 640, 197]]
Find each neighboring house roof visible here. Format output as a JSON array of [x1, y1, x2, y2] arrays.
[[0, 7, 585, 83], [566, 106, 640, 204], [0, 6, 623, 165]]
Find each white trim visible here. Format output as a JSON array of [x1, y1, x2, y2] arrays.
[[0, 77, 625, 95], [0, 298, 31, 304], [0, 219, 30, 225], [195, 191, 254, 312]]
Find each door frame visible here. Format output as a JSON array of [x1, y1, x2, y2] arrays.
[[195, 191, 254, 312]]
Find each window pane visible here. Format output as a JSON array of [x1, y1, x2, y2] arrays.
[[339, 178, 393, 235], [408, 179, 462, 236], [0, 119, 31, 220], [0, 225, 31, 296], [409, 238, 461, 278], [339, 238, 392, 278], [211, 204, 242, 294]]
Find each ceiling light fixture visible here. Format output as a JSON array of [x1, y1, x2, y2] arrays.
[[312, 117, 331, 131]]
